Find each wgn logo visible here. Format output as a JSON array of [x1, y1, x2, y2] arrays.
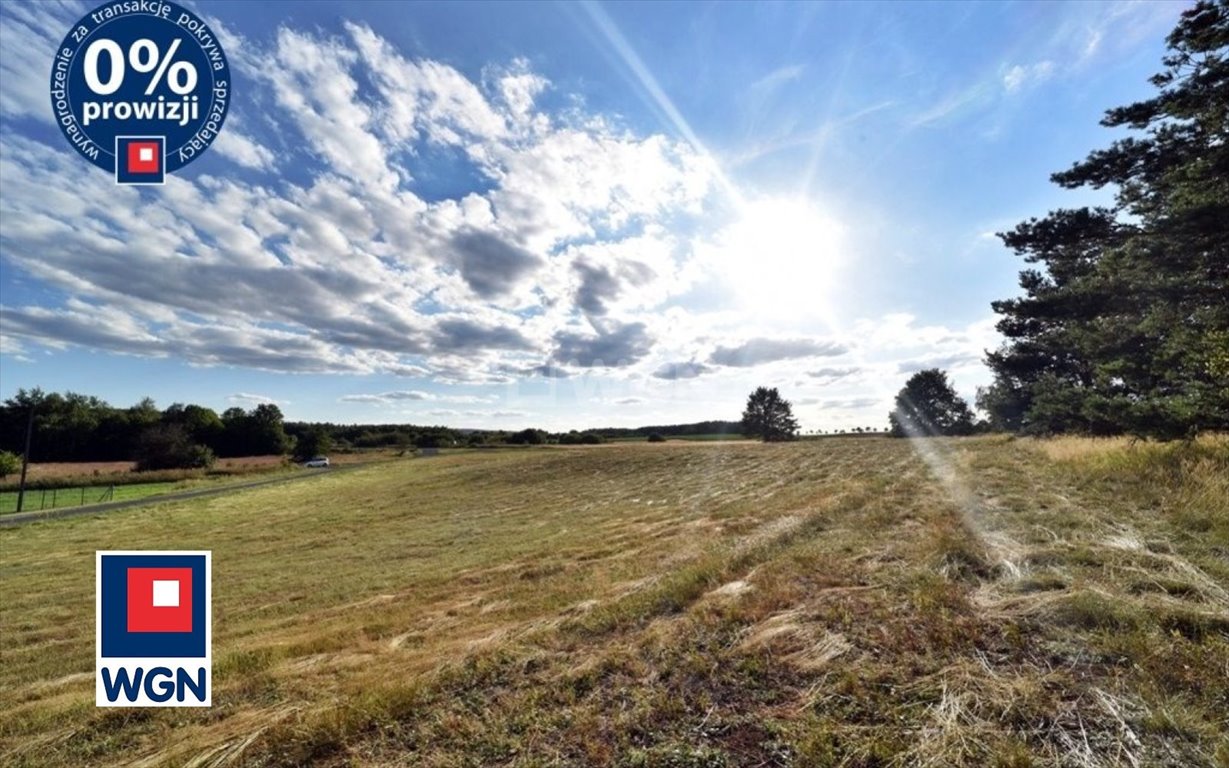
[[96, 551, 211, 707]]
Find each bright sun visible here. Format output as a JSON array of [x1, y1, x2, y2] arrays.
[[710, 197, 845, 325]]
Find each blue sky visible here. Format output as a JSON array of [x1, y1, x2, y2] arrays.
[[0, 0, 1183, 430]]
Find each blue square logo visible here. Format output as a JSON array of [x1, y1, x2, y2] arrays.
[[96, 551, 212, 707]]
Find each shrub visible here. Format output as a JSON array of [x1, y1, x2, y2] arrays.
[[0, 450, 20, 480], [293, 428, 333, 461], [134, 424, 216, 471], [507, 428, 547, 445]]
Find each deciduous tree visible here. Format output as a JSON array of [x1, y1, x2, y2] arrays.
[[889, 369, 974, 437], [741, 387, 799, 442]]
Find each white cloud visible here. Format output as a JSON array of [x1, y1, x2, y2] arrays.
[[341, 390, 496, 405], [709, 337, 847, 367], [0, 10, 1010, 433], [1003, 61, 1055, 93], [0, 20, 715, 384], [0, 2, 79, 122], [212, 129, 276, 171], [227, 393, 284, 405], [750, 64, 804, 92]]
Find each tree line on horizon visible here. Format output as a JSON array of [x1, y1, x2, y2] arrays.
[[0, 389, 298, 471], [0, 389, 752, 471], [0, 388, 492, 470]]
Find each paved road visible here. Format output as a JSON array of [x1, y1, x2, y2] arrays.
[[0, 464, 369, 528]]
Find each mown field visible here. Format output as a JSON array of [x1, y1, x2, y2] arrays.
[[1, 437, 1226, 767]]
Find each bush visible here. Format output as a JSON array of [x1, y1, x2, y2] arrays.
[[134, 424, 216, 471], [0, 450, 20, 480], [647, 433, 666, 443], [507, 428, 547, 445], [293, 427, 333, 461]]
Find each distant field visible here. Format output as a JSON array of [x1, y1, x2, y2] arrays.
[[0, 453, 389, 499], [13, 454, 287, 482], [0, 481, 179, 514], [1, 437, 1226, 766], [606, 433, 747, 442], [0, 456, 305, 515]]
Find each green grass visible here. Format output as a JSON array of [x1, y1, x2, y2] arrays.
[[0, 470, 304, 516], [0, 482, 181, 514], [1, 437, 1225, 766]]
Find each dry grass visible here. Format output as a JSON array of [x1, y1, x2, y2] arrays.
[[1, 437, 1226, 766], [20, 455, 292, 481], [3, 453, 394, 494]]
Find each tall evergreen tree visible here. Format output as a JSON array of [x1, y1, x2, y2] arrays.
[[986, 1, 1229, 439]]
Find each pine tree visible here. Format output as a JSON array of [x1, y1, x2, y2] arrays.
[[986, 1, 1229, 439]]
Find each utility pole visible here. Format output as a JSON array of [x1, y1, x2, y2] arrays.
[[15, 400, 35, 514]]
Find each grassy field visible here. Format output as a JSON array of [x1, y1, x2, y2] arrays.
[[1, 452, 387, 493], [604, 434, 747, 443], [0, 482, 181, 514], [1, 437, 1226, 766], [8, 456, 290, 483], [0, 453, 395, 514]]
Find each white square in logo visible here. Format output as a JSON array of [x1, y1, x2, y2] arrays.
[[152, 580, 180, 607], [139, 147, 154, 163]]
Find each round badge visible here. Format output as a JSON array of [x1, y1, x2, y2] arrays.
[[49, 1, 230, 184]]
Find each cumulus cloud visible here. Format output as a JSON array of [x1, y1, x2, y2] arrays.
[[573, 258, 656, 316], [709, 338, 847, 367], [573, 262, 622, 315], [495, 362, 572, 379], [896, 352, 981, 374], [0, 16, 714, 384], [433, 318, 534, 353], [338, 394, 388, 404], [817, 397, 881, 410], [340, 390, 431, 403], [449, 229, 544, 299], [806, 366, 860, 382], [552, 321, 653, 367], [212, 129, 277, 171], [0, 2, 77, 121], [341, 390, 496, 405], [652, 361, 712, 380]]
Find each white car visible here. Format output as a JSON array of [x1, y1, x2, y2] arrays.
[[303, 456, 330, 468]]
